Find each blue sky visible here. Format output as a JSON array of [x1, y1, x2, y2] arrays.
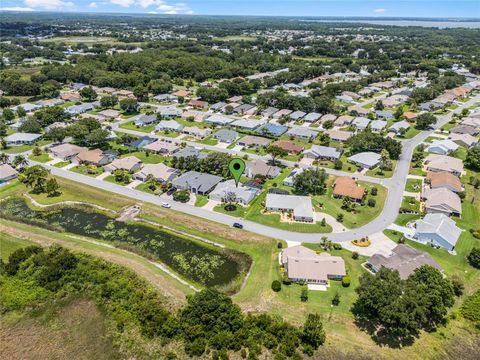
[[1, 1, 479, 18]]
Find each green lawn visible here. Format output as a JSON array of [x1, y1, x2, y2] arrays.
[[194, 195, 209, 207], [2, 140, 52, 154], [312, 178, 387, 229], [409, 166, 427, 177], [315, 155, 357, 173], [405, 178, 422, 192], [366, 160, 397, 179], [200, 136, 219, 146], [383, 229, 405, 242], [395, 127, 421, 139], [214, 203, 248, 217], [242, 191, 333, 233], [452, 147, 468, 161], [0, 233, 35, 261], [395, 213, 422, 226], [104, 175, 130, 185], [28, 153, 51, 163], [70, 165, 104, 177], [121, 151, 168, 165], [134, 182, 155, 194], [156, 130, 180, 138], [53, 161, 71, 168], [120, 121, 156, 133], [401, 196, 421, 213]]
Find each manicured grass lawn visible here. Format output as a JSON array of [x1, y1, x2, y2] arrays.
[[121, 151, 168, 165], [401, 196, 421, 213], [243, 191, 333, 233], [134, 182, 155, 194], [312, 177, 387, 229], [395, 213, 421, 226], [315, 155, 357, 173], [28, 153, 51, 163], [0, 233, 35, 261], [383, 229, 405, 242], [156, 130, 180, 138], [200, 136, 218, 146], [194, 195, 209, 207], [452, 147, 468, 161], [405, 178, 422, 192], [424, 135, 445, 142], [366, 160, 397, 179], [214, 203, 248, 217], [70, 165, 104, 177], [104, 175, 130, 185], [409, 166, 427, 177], [53, 161, 71, 168], [120, 121, 156, 133], [2, 140, 52, 154], [395, 127, 421, 139]]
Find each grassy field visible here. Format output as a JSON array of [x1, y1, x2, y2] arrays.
[[2, 140, 51, 154], [39, 36, 137, 46], [120, 121, 156, 133], [0, 233, 35, 261], [28, 153, 51, 163], [366, 161, 397, 178]]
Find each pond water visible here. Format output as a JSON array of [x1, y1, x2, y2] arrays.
[[0, 198, 248, 287]]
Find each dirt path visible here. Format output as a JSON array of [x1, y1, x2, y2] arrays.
[[0, 223, 188, 310]]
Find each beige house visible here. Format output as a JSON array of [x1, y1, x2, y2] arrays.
[[0, 164, 17, 183], [49, 143, 86, 161], [143, 140, 180, 155], [426, 171, 463, 193], [182, 126, 211, 139], [281, 245, 346, 285], [424, 154, 464, 177], [104, 156, 143, 173], [133, 163, 178, 182], [74, 149, 111, 166], [422, 187, 462, 217]]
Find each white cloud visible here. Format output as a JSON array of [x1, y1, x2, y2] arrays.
[[156, 1, 192, 14], [148, 10, 157, 14], [374, 8, 386, 13], [110, 0, 134, 7], [88, 2, 97, 7], [0, 7, 35, 11], [24, 0, 74, 10]]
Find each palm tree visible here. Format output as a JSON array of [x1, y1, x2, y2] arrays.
[[0, 152, 9, 164], [12, 155, 28, 169]]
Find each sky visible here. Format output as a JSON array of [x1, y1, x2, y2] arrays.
[[1, 0, 479, 18]]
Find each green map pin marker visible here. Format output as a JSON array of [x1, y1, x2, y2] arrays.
[[228, 158, 246, 187]]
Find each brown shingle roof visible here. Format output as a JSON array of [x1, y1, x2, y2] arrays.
[[273, 140, 304, 154], [426, 171, 462, 192], [333, 176, 365, 200]]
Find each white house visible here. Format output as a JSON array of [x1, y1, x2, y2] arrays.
[[414, 213, 462, 251]]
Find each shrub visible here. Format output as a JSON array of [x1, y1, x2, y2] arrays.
[[333, 243, 342, 250], [352, 252, 359, 260], [371, 187, 378, 196], [271, 280, 282, 292], [461, 290, 480, 328], [282, 273, 292, 285], [332, 292, 340, 306], [467, 248, 480, 269], [368, 198, 376, 207], [451, 275, 464, 297], [334, 159, 343, 170], [336, 213, 344, 222], [277, 242, 283, 249], [172, 190, 190, 203], [300, 287, 309, 302], [342, 275, 351, 287]]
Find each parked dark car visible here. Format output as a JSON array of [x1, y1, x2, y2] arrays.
[[166, 187, 177, 196], [233, 222, 243, 229]]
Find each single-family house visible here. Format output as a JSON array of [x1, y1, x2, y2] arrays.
[[172, 171, 222, 195], [153, 94, 178, 102], [60, 93, 81, 102], [320, 114, 337, 124], [214, 129, 238, 143], [382, 95, 409, 108], [238, 135, 271, 148], [233, 104, 255, 115], [134, 114, 157, 127], [427, 139, 459, 155], [422, 187, 462, 216], [370, 120, 388, 133], [304, 145, 343, 161], [389, 120, 410, 134], [403, 112, 418, 121], [245, 159, 281, 178], [5, 133, 41, 146], [188, 99, 208, 109], [104, 156, 143, 173], [348, 152, 381, 169], [74, 149, 112, 166], [209, 180, 258, 205], [182, 110, 209, 122], [281, 245, 346, 285], [286, 127, 318, 140], [231, 119, 263, 130], [352, 117, 370, 130], [449, 133, 478, 148], [66, 103, 94, 115], [38, 98, 64, 107], [143, 140, 179, 155], [97, 109, 120, 120], [367, 244, 442, 280], [283, 168, 304, 187], [172, 147, 208, 160], [426, 171, 463, 193], [256, 123, 288, 137], [261, 107, 279, 118], [211, 102, 227, 111], [205, 114, 235, 126], [450, 124, 478, 136], [334, 115, 354, 127], [333, 176, 365, 202], [414, 213, 462, 251], [273, 140, 304, 154], [348, 105, 370, 116], [156, 120, 184, 132], [127, 136, 157, 149], [376, 110, 394, 120], [266, 193, 314, 222], [289, 111, 306, 121], [49, 143, 86, 161], [303, 112, 322, 123], [424, 154, 463, 177], [182, 126, 212, 139], [326, 130, 353, 142], [0, 164, 17, 183], [133, 163, 179, 182], [171, 90, 190, 98], [273, 109, 293, 119]]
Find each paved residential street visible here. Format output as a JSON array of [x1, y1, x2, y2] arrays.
[[24, 93, 480, 243]]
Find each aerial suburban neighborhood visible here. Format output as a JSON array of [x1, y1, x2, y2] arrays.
[[0, 7, 479, 360]]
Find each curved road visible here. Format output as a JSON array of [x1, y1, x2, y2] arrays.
[[23, 94, 480, 243]]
